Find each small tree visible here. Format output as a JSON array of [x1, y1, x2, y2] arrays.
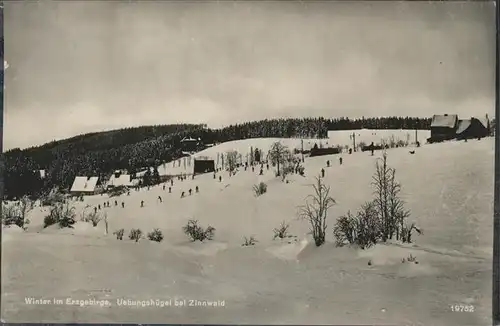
[[152, 167, 161, 185], [254, 148, 261, 162], [281, 153, 295, 180], [269, 142, 290, 177], [226, 150, 238, 174], [250, 147, 255, 165], [143, 169, 152, 187], [298, 176, 336, 247]]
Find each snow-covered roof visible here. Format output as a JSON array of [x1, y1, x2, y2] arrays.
[[431, 114, 458, 128], [181, 137, 197, 142], [456, 119, 471, 134], [473, 115, 489, 129], [107, 174, 133, 187], [70, 176, 99, 193]]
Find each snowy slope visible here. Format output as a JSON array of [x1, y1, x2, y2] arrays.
[[1, 135, 491, 325], [151, 129, 430, 176]]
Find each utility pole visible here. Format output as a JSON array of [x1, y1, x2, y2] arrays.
[[301, 139, 304, 162], [415, 128, 418, 145], [352, 132, 356, 152]]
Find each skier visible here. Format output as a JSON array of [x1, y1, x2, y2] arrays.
[[121, 202, 125, 208], [321, 168, 325, 178], [158, 196, 162, 203], [140, 200, 144, 207], [339, 157, 343, 165], [189, 189, 192, 196], [195, 186, 199, 193]]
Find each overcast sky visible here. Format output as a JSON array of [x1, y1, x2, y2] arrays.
[[3, 1, 496, 150]]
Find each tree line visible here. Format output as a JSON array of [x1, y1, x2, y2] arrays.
[[2, 116, 431, 199]]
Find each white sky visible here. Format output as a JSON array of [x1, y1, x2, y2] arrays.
[[3, 1, 496, 150]]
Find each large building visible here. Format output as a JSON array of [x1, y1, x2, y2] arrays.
[[193, 154, 216, 175], [429, 114, 459, 142], [456, 116, 490, 140], [180, 137, 201, 153], [70, 176, 99, 195], [107, 171, 134, 188]]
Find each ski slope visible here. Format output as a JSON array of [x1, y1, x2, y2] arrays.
[[155, 129, 430, 176], [1, 134, 492, 325]]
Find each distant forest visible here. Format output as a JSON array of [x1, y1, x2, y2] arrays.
[[2, 116, 431, 199]]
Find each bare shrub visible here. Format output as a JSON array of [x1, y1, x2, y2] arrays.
[[43, 215, 57, 228], [129, 228, 143, 242], [298, 176, 336, 247], [82, 210, 102, 227], [183, 219, 215, 241], [333, 201, 381, 249], [242, 236, 258, 246], [114, 228, 125, 240], [388, 135, 397, 148], [403, 253, 417, 263], [108, 185, 128, 197], [334, 151, 419, 249], [253, 182, 268, 196], [396, 139, 408, 148], [2, 203, 21, 227], [44, 202, 76, 228], [40, 188, 65, 206], [2, 196, 32, 229], [273, 221, 290, 240], [147, 228, 164, 242]]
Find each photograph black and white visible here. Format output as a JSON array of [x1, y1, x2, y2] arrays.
[[1, 1, 496, 325]]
